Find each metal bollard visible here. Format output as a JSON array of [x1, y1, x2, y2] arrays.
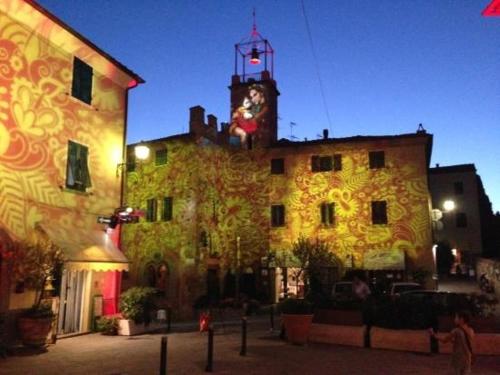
[[240, 317, 247, 356], [205, 327, 214, 372], [160, 336, 168, 375], [270, 304, 275, 331]]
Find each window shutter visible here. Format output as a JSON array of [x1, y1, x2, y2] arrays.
[[80, 146, 92, 188], [66, 141, 78, 187], [328, 203, 335, 225]]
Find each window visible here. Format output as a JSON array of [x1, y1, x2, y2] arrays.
[[456, 212, 467, 228], [371, 201, 388, 224], [162, 197, 173, 221], [369, 151, 385, 169], [454, 181, 464, 195], [333, 154, 342, 171], [71, 57, 93, 104], [146, 199, 157, 222], [271, 158, 285, 174], [155, 149, 168, 166], [66, 141, 91, 192], [271, 205, 285, 227], [311, 155, 332, 172], [126, 152, 136, 172], [320, 203, 335, 226]]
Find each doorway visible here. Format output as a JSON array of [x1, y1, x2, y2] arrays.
[[57, 270, 89, 335]]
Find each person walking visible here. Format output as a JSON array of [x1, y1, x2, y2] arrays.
[[430, 311, 475, 375]]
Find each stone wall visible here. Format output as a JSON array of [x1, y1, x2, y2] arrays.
[[476, 258, 500, 298]]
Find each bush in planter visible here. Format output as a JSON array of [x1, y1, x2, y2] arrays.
[[278, 298, 313, 315], [96, 316, 118, 335], [279, 298, 314, 345], [119, 287, 157, 324], [0, 227, 64, 347]]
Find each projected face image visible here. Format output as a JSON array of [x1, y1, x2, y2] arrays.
[[229, 84, 268, 145]]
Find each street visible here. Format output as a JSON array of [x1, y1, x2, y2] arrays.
[[1, 321, 498, 375]]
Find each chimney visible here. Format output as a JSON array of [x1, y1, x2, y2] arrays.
[[435, 163, 440, 168], [207, 114, 217, 130], [189, 106, 205, 134], [323, 129, 329, 139]]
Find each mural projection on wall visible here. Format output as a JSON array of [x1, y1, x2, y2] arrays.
[[229, 84, 268, 145]]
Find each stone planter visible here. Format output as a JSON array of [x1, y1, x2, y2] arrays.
[[370, 327, 430, 353], [17, 316, 53, 347], [118, 319, 166, 336], [282, 314, 313, 345], [309, 323, 366, 347]]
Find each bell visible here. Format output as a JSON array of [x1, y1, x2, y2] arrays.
[[249, 47, 261, 65]]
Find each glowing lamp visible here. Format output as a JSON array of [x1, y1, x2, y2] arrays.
[[249, 47, 261, 65], [134, 143, 150, 160], [443, 200, 455, 212]]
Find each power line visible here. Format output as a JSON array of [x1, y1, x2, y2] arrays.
[[300, 0, 333, 136]]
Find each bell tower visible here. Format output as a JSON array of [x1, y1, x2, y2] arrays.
[[228, 12, 279, 149]]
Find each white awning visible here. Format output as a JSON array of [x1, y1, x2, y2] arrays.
[[363, 249, 405, 270], [38, 224, 128, 272]]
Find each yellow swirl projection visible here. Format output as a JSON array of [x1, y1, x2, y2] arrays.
[[122, 137, 434, 306], [0, 8, 130, 241]]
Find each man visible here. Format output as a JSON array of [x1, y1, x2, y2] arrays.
[[353, 276, 371, 300]]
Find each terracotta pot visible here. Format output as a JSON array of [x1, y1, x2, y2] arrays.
[[282, 314, 314, 344], [17, 317, 53, 347]]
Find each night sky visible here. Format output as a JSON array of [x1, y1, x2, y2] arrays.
[[37, 0, 500, 211]]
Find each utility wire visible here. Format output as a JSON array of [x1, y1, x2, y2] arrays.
[[300, 0, 333, 136]]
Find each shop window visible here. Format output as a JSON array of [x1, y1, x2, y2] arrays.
[[333, 154, 342, 171], [369, 151, 385, 169], [456, 212, 467, 228], [71, 57, 93, 104], [271, 205, 285, 227], [146, 199, 157, 222], [320, 202, 335, 226], [271, 158, 285, 174], [311, 155, 332, 172], [371, 201, 388, 224], [162, 197, 173, 221], [454, 181, 464, 195], [66, 141, 92, 192], [155, 149, 168, 166]]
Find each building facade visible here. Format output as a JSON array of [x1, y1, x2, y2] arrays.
[[122, 69, 435, 316], [429, 164, 496, 273], [0, 0, 142, 338]]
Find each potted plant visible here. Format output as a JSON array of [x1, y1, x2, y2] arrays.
[[1, 226, 65, 347], [96, 316, 119, 335], [279, 298, 314, 344], [118, 286, 157, 335]]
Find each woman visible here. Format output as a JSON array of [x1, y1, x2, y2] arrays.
[[430, 311, 474, 375]]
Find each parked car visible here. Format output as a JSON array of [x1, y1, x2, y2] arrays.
[[388, 282, 423, 297], [331, 281, 353, 299]]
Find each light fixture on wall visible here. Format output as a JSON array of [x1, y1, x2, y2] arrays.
[[116, 142, 150, 176], [442, 200, 456, 212]]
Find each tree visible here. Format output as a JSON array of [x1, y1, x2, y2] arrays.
[[287, 236, 342, 299], [1, 226, 64, 313]]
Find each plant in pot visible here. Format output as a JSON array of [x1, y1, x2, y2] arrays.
[[1, 226, 64, 347], [278, 298, 314, 344], [118, 287, 157, 335], [96, 316, 119, 335]]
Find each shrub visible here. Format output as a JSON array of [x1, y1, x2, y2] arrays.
[[278, 298, 313, 315], [119, 287, 157, 324], [96, 316, 118, 335]]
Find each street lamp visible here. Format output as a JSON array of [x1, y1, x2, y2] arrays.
[[116, 142, 150, 177], [443, 200, 456, 212]]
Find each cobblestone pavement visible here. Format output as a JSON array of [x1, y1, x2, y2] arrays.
[[1, 323, 499, 375]]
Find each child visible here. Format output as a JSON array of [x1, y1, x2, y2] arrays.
[[430, 311, 474, 375]]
